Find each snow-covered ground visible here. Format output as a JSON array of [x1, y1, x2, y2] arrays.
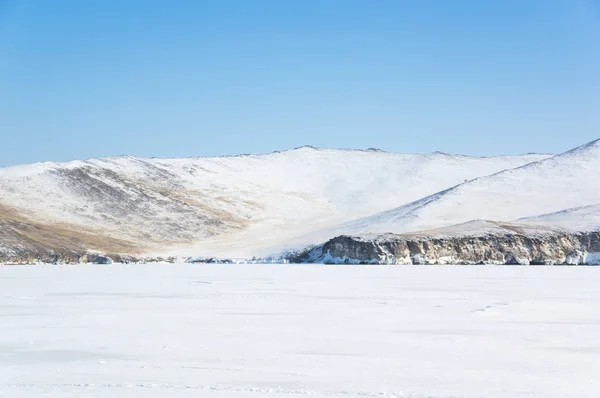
[[520, 203, 600, 232], [1, 263, 599, 398]]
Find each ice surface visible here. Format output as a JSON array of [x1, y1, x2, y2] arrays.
[[1, 263, 599, 397]]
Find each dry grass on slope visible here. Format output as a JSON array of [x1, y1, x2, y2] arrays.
[[0, 203, 142, 256]]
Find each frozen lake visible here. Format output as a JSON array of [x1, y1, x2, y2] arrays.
[[1, 263, 599, 398]]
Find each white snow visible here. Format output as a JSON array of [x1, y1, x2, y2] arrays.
[[337, 140, 600, 237], [520, 203, 600, 232], [1, 263, 600, 398]]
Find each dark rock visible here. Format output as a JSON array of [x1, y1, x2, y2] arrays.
[[288, 231, 600, 265], [92, 255, 113, 264]]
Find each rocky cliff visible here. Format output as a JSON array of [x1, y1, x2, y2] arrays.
[[289, 231, 600, 265]]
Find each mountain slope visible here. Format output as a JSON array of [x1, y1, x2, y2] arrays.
[[338, 139, 600, 236], [0, 147, 548, 259], [520, 203, 600, 232]]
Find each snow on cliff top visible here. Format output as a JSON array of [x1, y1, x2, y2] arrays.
[[520, 203, 600, 232]]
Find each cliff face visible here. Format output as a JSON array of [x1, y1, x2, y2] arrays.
[[0, 248, 141, 265], [289, 232, 600, 265]]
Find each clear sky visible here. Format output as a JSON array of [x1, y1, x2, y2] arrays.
[[0, 0, 599, 166]]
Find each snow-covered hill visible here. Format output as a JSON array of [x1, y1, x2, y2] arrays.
[[0, 147, 549, 259], [335, 139, 600, 237], [520, 203, 600, 232]]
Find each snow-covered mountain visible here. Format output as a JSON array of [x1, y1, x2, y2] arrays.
[[0, 146, 550, 260], [335, 139, 600, 238], [4, 139, 600, 262]]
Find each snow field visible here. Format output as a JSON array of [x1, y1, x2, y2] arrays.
[[1, 263, 599, 397]]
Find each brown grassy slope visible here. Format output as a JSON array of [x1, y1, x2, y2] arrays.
[[0, 203, 142, 257]]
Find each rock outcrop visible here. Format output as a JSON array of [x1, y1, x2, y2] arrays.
[[288, 232, 600, 265], [0, 247, 142, 265]]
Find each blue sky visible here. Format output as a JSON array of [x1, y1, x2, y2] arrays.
[[0, 0, 599, 166]]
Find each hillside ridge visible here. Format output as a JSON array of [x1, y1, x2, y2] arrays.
[[1, 140, 599, 263]]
